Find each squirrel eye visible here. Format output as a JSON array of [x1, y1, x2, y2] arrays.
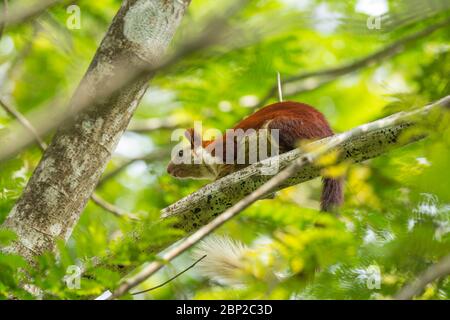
[[178, 150, 184, 157]]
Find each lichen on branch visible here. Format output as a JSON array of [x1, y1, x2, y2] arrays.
[[162, 96, 450, 232]]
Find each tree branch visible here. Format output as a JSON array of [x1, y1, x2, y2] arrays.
[[89, 193, 139, 221], [130, 254, 207, 296], [0, 1, 248, 162], [256, 17, 450, 108], [0, 97, 139, 220], [97, 148, 171, 188], [106, 96, 449, 298], [394, 254, 450, 300], [161, 96, 450, 232], [0, 98, 47, 150], [127, 116, 187, 133], [0, 0, 70, 28], [1, 0, 193, 261]]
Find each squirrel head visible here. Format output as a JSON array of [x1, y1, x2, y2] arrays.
[[167, 128, 219, 180]]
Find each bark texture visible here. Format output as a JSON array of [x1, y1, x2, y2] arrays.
[[2, 0, 191, 261], [105, 96, 449, 298], [162, 96, 450, 232]]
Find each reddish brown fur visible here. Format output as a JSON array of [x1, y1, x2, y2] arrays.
[[195, 101, 343, 211], [233, 101, 334, 150], [204, 101, 333, 152]]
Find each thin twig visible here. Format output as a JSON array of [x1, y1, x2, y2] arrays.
[[107, 141, 329, 298], [0, 97, 138, 220], [90, 193, 139, 221], [160, 96, 450, 231], [97, 148, 171, 188], [101, 96, 449, 299], [394, 254, 450, 300], [131, 254, 207, 295], [255, 17, 450, 108], [127, 116, 187, 133], [0, 98, 47, 150], [0, 0, 250, 162], [0, 0, 70, 28]]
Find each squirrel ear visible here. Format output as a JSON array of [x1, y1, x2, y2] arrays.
[[185, 128, 201, 148]]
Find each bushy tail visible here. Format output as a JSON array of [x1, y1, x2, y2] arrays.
[[192, 235, 279, 286], [192, 235, 248, 285], [321, 178, 344, 212]]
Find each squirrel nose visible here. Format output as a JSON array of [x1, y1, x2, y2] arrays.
[[167, 163, 175, 175]]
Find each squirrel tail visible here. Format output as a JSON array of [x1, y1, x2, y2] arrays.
[[192, 181, 344, 284], [192, 235, 248, 285], [321, 178, 344, 212]]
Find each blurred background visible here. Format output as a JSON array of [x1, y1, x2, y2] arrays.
[[0, 0, 449, 299]]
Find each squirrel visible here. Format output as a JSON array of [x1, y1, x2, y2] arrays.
[[167, 100, 343, 212]]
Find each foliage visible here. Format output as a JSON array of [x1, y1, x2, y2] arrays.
[[0, 0, 449, 300]]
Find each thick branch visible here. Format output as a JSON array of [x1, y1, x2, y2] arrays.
[[1, 0, 191, 261], [162, 96, 450, 233], [109, 141, 314, 298], [108, 96, 449, 299]]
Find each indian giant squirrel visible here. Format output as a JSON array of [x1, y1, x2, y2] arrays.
[[167, 101, 343, 211]]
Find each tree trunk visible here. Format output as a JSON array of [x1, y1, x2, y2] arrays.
[[2, 0, 191, 261]]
